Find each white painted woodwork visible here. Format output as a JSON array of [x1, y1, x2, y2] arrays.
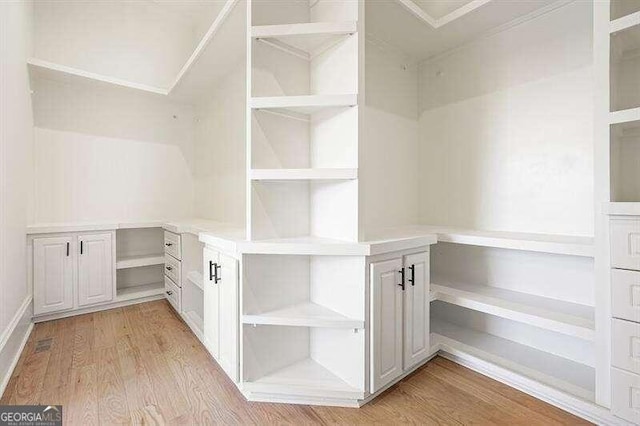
[[612, 318, 640, 375], [163, 254, 181, 287], [403, 251, 430, 370], [370, 257, 403, 393], [203, 246, 220, 359], [250, 94, 357, 114], [164, 275, 181, 312], [115, 281, 163, 302], [77, 233, 114, 307], [251, 22, 357, 55], [611, 367, 640, 424], [33, 236, 74, 315], [249, 168, 357, 181], [218, 253, 239, 381], [612, 269, 640, 323], [163, 231, 182, 260], [611, 218, 640, 270], [116, 254, 164, 270], [611, 0, 640, 21]]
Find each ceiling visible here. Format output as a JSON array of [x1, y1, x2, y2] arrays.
[[366, 0, 569, 61]]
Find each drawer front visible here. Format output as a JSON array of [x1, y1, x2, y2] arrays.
[[611, 219, 640, 271], [164, 254, 181, 286], [613, 269, 640, 322], [612, 367, 640, 424], [613, 318, 640, 375], [164, 231, 182, 260], [164, 275, 181, 312]]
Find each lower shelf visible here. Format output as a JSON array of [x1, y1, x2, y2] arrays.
[[116, 282, 164, 302], [242, 302, 364, 329], [243, 358, 364, 400], [432, 319, 595, 402]]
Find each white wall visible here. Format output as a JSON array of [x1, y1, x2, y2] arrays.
[[362, 40, 420, 238], [0, 0, 34, 388], [193, 64, 246, 226], [418, 1, 594, 237], [33, 0, 200, 88], [31, 78, 195, 223]]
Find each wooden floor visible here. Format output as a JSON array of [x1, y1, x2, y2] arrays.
[[1, 300, 589, 425]]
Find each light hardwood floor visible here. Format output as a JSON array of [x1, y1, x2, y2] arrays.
[[1, 300, 589, 425]]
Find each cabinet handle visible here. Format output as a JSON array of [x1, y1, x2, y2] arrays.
[[408, 264, 415, 286], [209, 260, 214, 281], [166, 290, 173, 296], [80, 241, 83, 255], [166, 266, 173, 271], [66, 242, 69, 257], [398, 268, 405, 290], [165, 243, 173, 247], [214, 263, 221, 284]]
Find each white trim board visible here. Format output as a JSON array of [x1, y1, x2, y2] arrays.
[[394, 0, 492, 29], [0, 296, 34, 398]]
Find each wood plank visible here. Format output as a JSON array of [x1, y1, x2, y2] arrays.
[[96, 346, 130, 424]]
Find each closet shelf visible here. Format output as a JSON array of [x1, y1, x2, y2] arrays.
[[186, 271, 204, 291], [431, 282, 595, 341], [432, 319, 595, 402], [242, 302, 363, 329], [243, 358, 364, 399], [115, 282, 164, 302], [610, 107, 640, 125], [249, 168, 357, 181], [252, 21, 357, 57], [116, 254, 165, 270], [250, 94, 357, 114], [610, 10, 640, 34]]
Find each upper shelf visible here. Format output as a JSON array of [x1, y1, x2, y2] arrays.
[[242, 302, 364, 329], [249, 168, 358, 181], [28, 0, 244, 104], [252, 21, 357, 58], [611, 107, 640, 126], [250, 94, 357, 115], [610, 10, 640, 34]]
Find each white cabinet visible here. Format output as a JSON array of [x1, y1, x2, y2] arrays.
[[203, 246, 239, 382], [33, 236, 74, 315], [77, 233, 113, 307], [370, 250, 430, 394]]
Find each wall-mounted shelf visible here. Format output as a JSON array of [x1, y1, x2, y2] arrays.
[[431, 282, 595, 341], [250, 94, 357, 114], [611, 107, 640, 125], [610, 10, 640, 33], [432, 320, 595, 402], [115, 281, 164, 302], [249, 168, 357, 181], [116, 254, 164, 270], [252, 21, 357, 57], [243, 302, 363, 329], [243, 357, 364, 399]]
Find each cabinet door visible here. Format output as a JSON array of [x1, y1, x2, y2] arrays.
[[218, 253, 239, 382], [371, 257, 404, 393], [403, 251, 430, 370], [203, 247, 220, 359], [77, 233, 114, 307], [33, 236, 74, 315]]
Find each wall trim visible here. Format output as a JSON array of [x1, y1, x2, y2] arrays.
[[0, 295, 33, 398]]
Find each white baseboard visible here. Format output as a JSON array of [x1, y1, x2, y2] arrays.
[[438, 350, 624, 426], [0, 295, 34, 398]]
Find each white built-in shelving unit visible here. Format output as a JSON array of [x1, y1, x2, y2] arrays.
[[115, 227, 165, 301]]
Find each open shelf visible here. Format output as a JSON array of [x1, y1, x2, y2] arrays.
[[243, 302, 363, 329], [243, 358, 364, 399], [115, 281, 164, 302], [432, 319, 595, 402], [431, 282, 595, 341], [250, 94, 357, 114], [116, 254, 164, 270], [605, 201, 640, 215], [611, 107, 640, 125], [250, 168, 357, 181], [611, 10, 640, 33], [252, 22, 357, 57], [186, 270, 204, 292]]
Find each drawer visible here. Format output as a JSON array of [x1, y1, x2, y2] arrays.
[[164, 275, 181, 312], [164, 254, 181, 286], [613, 269, 640, 322], [611, 218, 640, 271], [612, 367, 640, 424], [613, 318, 640, 375], [164, 231, 182, 260]]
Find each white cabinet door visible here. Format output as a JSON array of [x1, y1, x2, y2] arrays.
[[218, 253, 239, 382], [203, 246, 220, 359], [371, 257, 404, 393], [33, 236, 74, 315], [403, 251, 430, 370], [77, 233, 113, 307]]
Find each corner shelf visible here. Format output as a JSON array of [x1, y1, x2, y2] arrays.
[[432, 319, 595, 402], [431, 282, 595, 341], [250, 168, 357, 181], [116, 254, 164, 270], [252, 21, 357, 57], [250, 94, 357, 114], [243, 302, 363, 329], [243, 358, 364, 399], [115, 282, 164, 302]]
